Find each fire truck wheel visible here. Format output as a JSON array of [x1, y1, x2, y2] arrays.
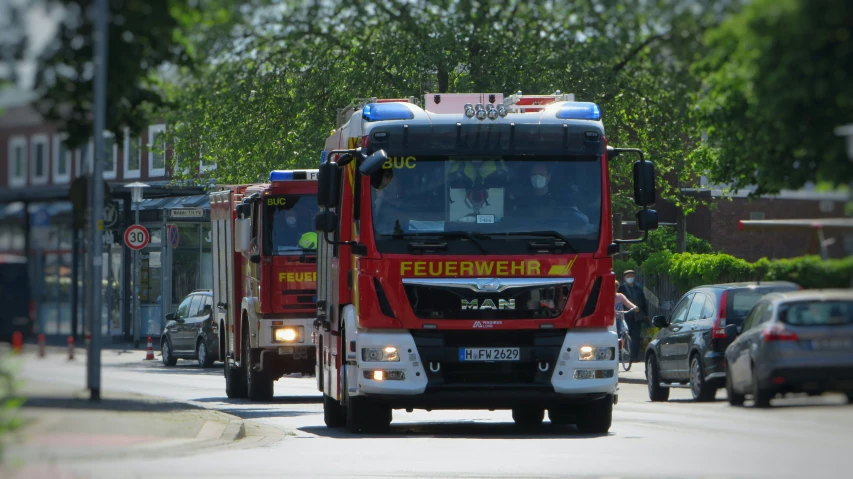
[[511, 407, 544, 428], [244, 330, 274, 401], [323, 394, 347, 428], [575, 395, 613, 434], [346, 396, 391, 434], [225, 359, 247, 399]]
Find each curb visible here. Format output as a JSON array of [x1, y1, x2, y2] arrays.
[[618, 376, 647, 385]]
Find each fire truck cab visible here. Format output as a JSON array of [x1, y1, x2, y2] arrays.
[[314, 92, 658, 432], [210, 170, 320, 401]]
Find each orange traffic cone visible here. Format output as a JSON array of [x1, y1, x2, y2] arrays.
[[11, 331, 23, 354], [67, 336, 75, 360], [145, 336, 155, 360], [38, 333, 46, 358]]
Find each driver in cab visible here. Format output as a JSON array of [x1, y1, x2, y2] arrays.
[[510, 162, 589, 226]]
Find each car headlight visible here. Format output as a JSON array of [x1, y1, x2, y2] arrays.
[[274, 326, 304, 343], [361, 346, 400, 362], [578, 346, 615, 361]]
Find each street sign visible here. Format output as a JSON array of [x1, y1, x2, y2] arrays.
[[170, 208, 204, 218], [124, 225, 149, 250], [167, 223, 179, 249], [104, 201, 119, 228]]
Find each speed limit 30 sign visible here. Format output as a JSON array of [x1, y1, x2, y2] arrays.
[[124, 225, 149, 250]]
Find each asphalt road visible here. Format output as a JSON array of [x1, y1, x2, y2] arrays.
[[17, 348, 853, 479]]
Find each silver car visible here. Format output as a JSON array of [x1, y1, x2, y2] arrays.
[[725, 289, 853, 407]]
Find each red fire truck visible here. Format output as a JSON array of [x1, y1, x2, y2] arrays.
[[314, 92, 658, 432], [210, 170, 320, 401]]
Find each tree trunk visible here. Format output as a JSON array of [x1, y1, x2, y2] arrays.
[[676, 209, 687, 253]]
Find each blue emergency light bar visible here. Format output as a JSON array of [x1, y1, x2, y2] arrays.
[[269, 170, 319, 182], [556, 102, 601, 121], [362, 103, 415, 122]]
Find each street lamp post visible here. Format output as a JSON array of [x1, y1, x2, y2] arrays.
[[125, 182, 149, 348]]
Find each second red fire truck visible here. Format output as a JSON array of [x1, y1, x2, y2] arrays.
[[210, 170, 320, 401], [313, 92, 659, 432]]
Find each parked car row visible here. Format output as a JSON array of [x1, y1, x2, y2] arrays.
[[645, 282, 853, 407], [160, 289, 222, 368]]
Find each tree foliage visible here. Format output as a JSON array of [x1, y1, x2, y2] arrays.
[[695, 0, 853, 195], [32, 0, 252, 149], [166, 0, 736, 211]]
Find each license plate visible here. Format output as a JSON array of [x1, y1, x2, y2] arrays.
[[459, 347, 520, 361], [810, 339, 853, 350]]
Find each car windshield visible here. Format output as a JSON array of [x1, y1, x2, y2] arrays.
[[779, 300, 853, 326], [370, 155, 601, 254], [263, 194, 319, 254]]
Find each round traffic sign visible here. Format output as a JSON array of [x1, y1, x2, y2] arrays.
[[124, 225, 149, 250]]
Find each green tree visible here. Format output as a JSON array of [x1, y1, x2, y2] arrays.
[[695, 0, 853, 195], [166, 0, 735, 210]]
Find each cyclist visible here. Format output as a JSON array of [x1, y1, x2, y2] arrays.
[[615, 279, 639, 341]]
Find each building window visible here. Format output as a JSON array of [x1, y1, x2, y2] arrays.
[[103, 132, 117, 179], [53, 134, 72, 184], [31, 134, 49, 185], [7, 136, 27, 187], [148, 124, 166, 177], [123, 127, 141, 179]]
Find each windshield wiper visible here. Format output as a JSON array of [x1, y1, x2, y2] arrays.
[[389, 231, 490, 254], [501, 231, 579, 253]]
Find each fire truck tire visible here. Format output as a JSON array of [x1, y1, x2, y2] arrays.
[[225, 359, 247, 399], [511, 407, 544, 427], [575, 395, 613, 434], [346, 396, 391, 434], [323, 394, 346, 428], [244, 334, 274, 401]]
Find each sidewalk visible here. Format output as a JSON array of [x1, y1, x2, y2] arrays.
[[0, 361, 245, 479]]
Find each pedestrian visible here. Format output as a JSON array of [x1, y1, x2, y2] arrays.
[[617, 270, 647, 361]]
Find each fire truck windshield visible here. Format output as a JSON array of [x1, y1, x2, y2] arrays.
[[263, 194, 319, 254], [371, 156, 602, 254]]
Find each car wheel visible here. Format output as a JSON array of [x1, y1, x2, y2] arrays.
[[690, 355, 717, 402], [751, 366, 772, 408], [512, 407, 544, 428], [161, 338, 177, 367], [726, 370, 745, 406], [846, 392, 853, 404], [197, 340, 215, 368], [646, 355, 670, 402], [575, 395, 613, 434]]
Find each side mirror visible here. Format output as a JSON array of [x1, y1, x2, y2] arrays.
[[234, 203, 252, 253], [636, 209, 659, 231], [633, 160, 656, 207], [165, 312, 175, 321], [652, 315, 668, 328], [358, 149, 389, 176], [317, 161, 341, 208], [249, 254, 261, 264], [315, 211, 337, 234], [725, 324, 739, 338]]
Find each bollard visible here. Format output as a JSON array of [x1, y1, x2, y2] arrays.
[[67, 336, 75, 360], [38, 333, 46, 358], [145, 336, 155, 360], [11, 331, 23, 354]]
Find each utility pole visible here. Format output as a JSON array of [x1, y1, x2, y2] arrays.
[[88, 0, 108, 401], [126, 182, 149, 348]]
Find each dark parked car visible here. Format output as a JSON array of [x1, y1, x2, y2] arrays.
[[0, 255, 33, 342], [725, 290, 853, 408], [645, 281, 800, 402], [160, 290, 220, 368]]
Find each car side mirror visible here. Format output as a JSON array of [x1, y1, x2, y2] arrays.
[[250, 254, 261, 264], [315, 211, 337, 233], [636, 209, 659, 231], [652, 315, 668, 328], [632, 159, 656, 207], [317, 161, 341, 208], [165, 312, 175, 321], [725, 324, 739, 338], [358, 150, 389, 176]]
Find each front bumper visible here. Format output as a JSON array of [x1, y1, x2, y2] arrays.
[[346, 328, 618, 404]]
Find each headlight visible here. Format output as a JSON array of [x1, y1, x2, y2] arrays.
[[361, 346, 400, 362], [578, 346, 615, 361], [274, 326, 304, 343], [363, 370, 406, 381]]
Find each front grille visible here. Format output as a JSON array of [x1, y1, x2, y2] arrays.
[[412, 330, 564, 387], [403, 281, 571, 320]]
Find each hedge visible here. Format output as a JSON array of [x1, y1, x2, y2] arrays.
[[640, 252, 853, 291]]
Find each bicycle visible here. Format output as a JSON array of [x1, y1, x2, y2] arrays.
[[616, 310, 632, 371]]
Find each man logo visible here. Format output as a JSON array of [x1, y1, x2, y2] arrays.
[[461, 299, 515, 310]]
